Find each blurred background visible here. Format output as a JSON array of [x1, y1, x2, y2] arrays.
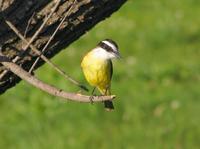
[[0, 0, 200, 148]]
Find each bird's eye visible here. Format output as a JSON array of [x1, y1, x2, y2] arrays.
[[103, 43, 113, 52]]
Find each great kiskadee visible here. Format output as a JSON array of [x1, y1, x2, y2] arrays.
[[81, 39, 120, 111]]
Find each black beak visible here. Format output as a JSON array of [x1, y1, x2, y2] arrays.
[[113, 50, 121, 59]]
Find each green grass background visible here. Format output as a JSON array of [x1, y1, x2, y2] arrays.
[[0, 0, 200, 148]]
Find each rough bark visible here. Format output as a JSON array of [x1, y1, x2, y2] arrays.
[[0, 0, 127, 94]]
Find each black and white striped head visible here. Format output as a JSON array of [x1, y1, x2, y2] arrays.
[[94, 39, 120, 59]]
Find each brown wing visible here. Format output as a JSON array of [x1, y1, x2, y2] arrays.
[[109, 60, 113, 80], [104, 60, 114, 111]]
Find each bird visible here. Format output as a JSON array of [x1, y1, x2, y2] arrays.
[[81, 39, 120, 111]]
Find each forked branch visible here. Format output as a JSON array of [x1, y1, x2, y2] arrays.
[[5, 20, 88, 91]]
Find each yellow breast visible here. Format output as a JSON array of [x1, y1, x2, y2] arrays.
[[81, 51, 112, 91]]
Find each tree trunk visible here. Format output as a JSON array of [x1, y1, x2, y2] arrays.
[[0, 0, 127, 94]]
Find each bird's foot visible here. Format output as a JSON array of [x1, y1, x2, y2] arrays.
[[89, 95, 94, 104]]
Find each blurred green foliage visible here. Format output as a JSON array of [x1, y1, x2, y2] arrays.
[[0, 0, 200, 148]]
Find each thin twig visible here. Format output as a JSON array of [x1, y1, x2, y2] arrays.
[[24, 12, 35, 38], [1, 60, 115, 103], [5, 20, 88, 91], [0, 0, 4, 11], [0, 0, 61, 80], [29, 0, 77, 73]]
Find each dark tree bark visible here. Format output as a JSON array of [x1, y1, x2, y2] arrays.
[[0, 0, 127, 94]]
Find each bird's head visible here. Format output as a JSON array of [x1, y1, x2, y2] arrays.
[[95, 39, 120, 59]]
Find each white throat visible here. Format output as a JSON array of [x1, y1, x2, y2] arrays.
[[91, 47, 115, 60]]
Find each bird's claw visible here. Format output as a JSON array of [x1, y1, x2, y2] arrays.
[[89, 96, 94, 104]]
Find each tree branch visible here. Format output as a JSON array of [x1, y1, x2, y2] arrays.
[[0, 0, 127, 94], [0, 0, 61, 79], [1, 59, 115, 103], [4, 20, 88, 91]]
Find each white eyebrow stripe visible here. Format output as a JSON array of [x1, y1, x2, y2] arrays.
[[102, 40, 117, 52]]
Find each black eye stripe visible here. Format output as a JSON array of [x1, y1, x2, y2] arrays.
[[98, 42, 114, 52]]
